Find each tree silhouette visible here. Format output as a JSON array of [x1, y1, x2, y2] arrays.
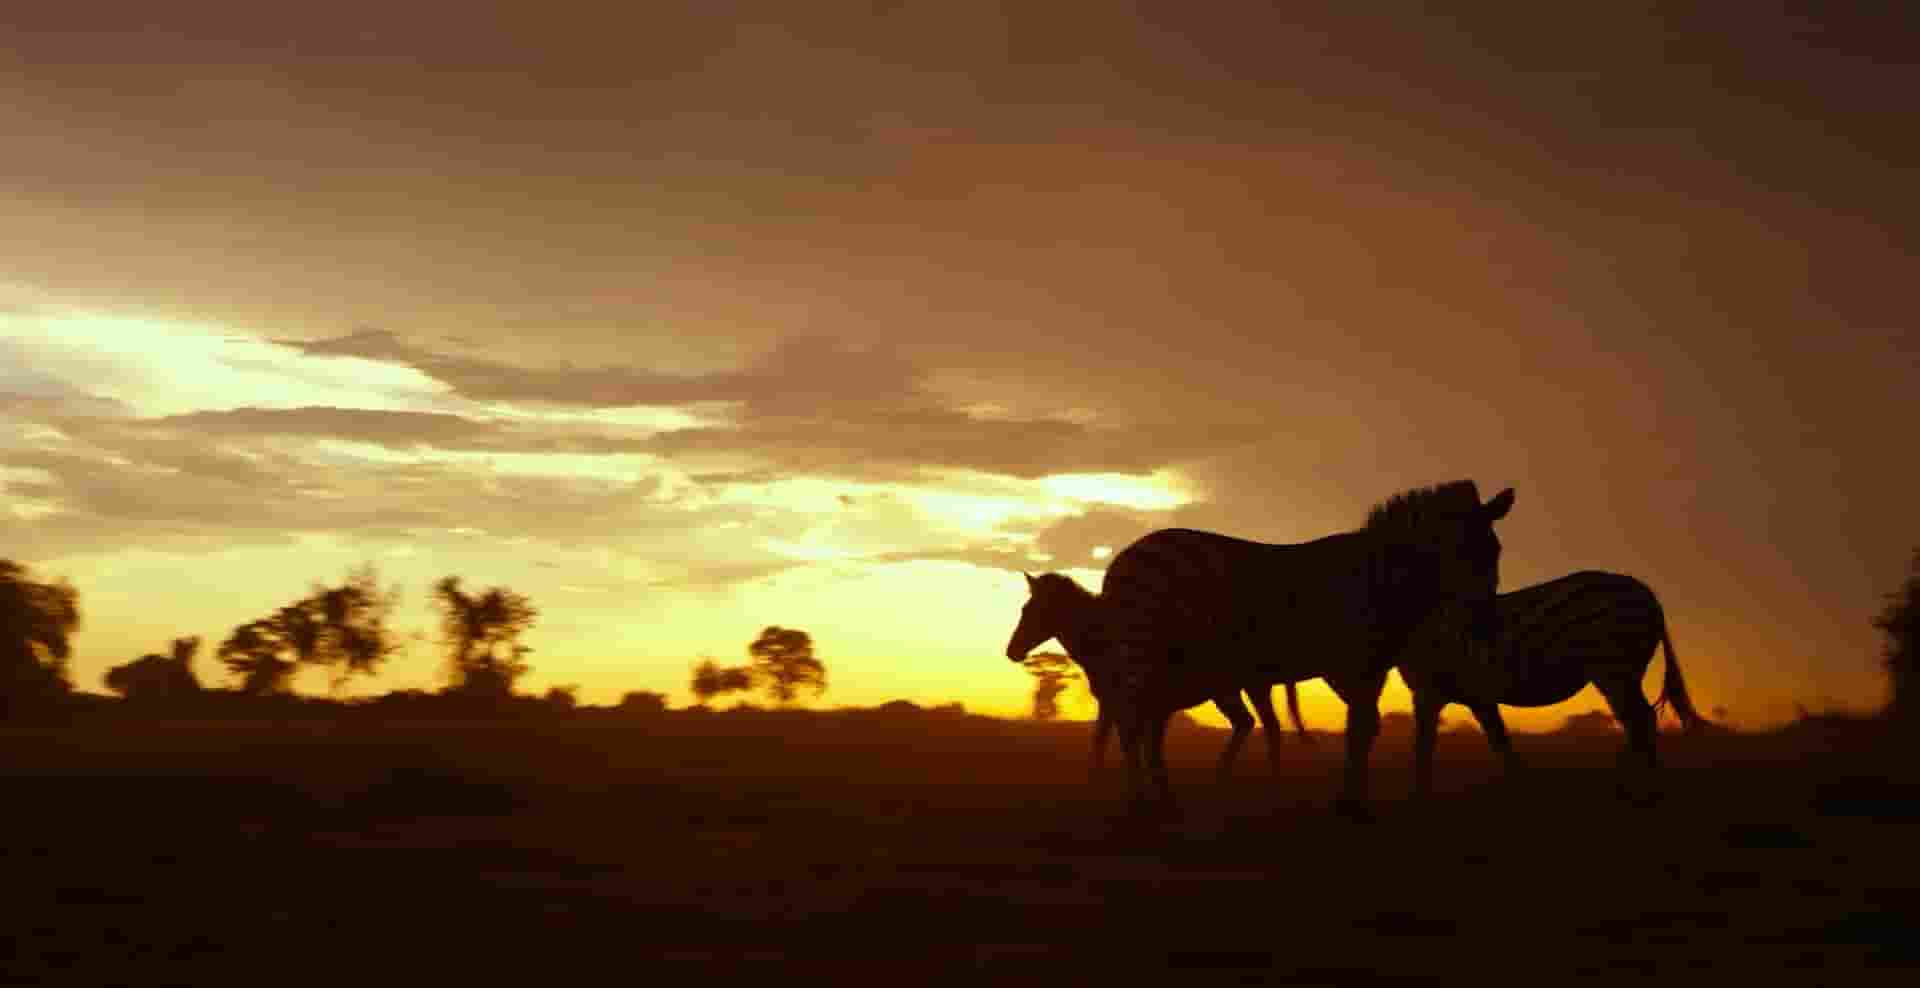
[[747, 626, 827, 706], [218, 619, 298, 695], [105, 636, 203, 702], [690, 658, 754, 705], [543, 684, 580, 712], [432, 576, 538, 699], [1023, 651, 1081, 721], [217, 564, 402, 695], [617, 690, 668, 715], [307, 564, 402, 691], [0, 559, 80, 716], [1875, 546, 1919, 722]]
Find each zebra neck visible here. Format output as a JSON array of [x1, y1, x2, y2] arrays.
[[1055, 611, 1106, 669]]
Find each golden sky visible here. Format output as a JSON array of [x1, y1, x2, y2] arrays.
[[3, 4, 1914, 728]]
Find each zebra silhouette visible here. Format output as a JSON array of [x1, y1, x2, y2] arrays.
[[1097, 480, 1515, 819], [1006, 572, 1311, 785], [1396, 570, 1707, 802]]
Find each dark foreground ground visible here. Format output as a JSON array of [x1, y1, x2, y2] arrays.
[[4, 711, 1917, 984]]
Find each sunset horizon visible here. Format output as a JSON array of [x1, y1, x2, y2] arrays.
[[4, 5, 1913, 733], [7, 7, 1920, 979]]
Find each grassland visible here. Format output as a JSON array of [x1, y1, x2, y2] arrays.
[[4, 708, 1916, 983]]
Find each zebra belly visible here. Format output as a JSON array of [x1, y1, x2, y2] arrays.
[[1144, 661, 1244, 714], [1489, 664, 1589, 707]]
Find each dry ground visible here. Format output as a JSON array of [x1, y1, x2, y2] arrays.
[[4, 711, 1917, 983]]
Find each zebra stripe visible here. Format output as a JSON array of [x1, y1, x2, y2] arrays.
[[1418, 571, 1695, 714], [1089, 480, 1514, 812], [1100, 483, 1503, 711], [1005, 571, 1312, 782], [1398, 570, 1707, 799]]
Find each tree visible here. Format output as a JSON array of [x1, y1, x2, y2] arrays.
[[432, 576, 538, 699], [105, 636, 203, 702], [690, 658, 754, 705], [218, 564, 402, 696], [0, 559, 80, 716], [1874, 547, 1918, 722], [543, 685, 579, 713], [218, 619, 298, 696], [747, 626, 827, 706], [306, 564, 402, 691], [616, 690, 669, 715], [1023, 651, 1081, 721]]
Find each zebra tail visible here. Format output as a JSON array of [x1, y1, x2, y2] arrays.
[[1285, 681, 1314, 744], [1651, 624, 1707, 732]]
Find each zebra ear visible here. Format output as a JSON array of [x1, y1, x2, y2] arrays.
[[1023, 572, 1037, 591], [1482, 488, 1515, 521]]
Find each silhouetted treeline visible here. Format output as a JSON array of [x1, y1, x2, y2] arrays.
[[688, 626, 828, 707], [44, 686, 976, 726], [1877, 546, 1918, 723], [10, 549, 1920, 734]]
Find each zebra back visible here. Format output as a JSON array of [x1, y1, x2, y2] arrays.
[[1094, 481, 1508, 714], [1400, 571, 1668, 706]]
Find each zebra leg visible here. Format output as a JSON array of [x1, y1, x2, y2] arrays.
[[1285, 681, 1314, 746], [1412, 691, 1446, 800], [1596, 676, 1660, 805], [1459, 702, 1520, 798], [1214, 692, 1256, 785], [1331, 671, 1386, 820], [1147, 709, 1180, 818], [1467, 701, 1522, 780], [1247, 685, 1286, 780], [1110, 701, 1149, 813], [1090, 710, 1113, 784]]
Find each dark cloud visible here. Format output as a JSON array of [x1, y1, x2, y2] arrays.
[[870, 506, 1168, 574], [281, 331, 922, 415], [641, 414, 1264, 481], [71, 405, 666, 457], [3, 439, 700, 561], [145, 406, 493, 445], [270, 334, 1268, 478]]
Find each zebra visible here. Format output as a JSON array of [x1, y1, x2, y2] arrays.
[[1005, 572, 1312, 786], [1097, 480, 1515, 818], [1395, 570, 1707, 802]]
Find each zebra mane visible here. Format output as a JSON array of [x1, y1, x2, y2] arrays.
[[1363, 479, 1482, 536], [1030, 572, 1095, 602]]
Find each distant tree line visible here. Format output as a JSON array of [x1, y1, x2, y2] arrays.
[[688, 626, 828, 708], [11, 545, 1912, 729], [0, 556, 845, 722]]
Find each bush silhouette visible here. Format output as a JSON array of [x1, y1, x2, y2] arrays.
[[0, 559, 80, 717], [1876, 547, 1918, 723], [105, 637, 203, 703]]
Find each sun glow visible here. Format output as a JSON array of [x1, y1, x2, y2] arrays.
[[1038, 471, 1191, 510], [3, 306, 450, 417]]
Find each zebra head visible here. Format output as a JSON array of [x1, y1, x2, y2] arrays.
[[1006, 572, 1096, 663], [1369, 481, 1515, 657]]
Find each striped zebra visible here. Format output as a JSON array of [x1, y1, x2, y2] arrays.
[[1005, 572, 1311, 785], [1396, 570, 1706, 801], [1098, 480, 1515, 818]]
